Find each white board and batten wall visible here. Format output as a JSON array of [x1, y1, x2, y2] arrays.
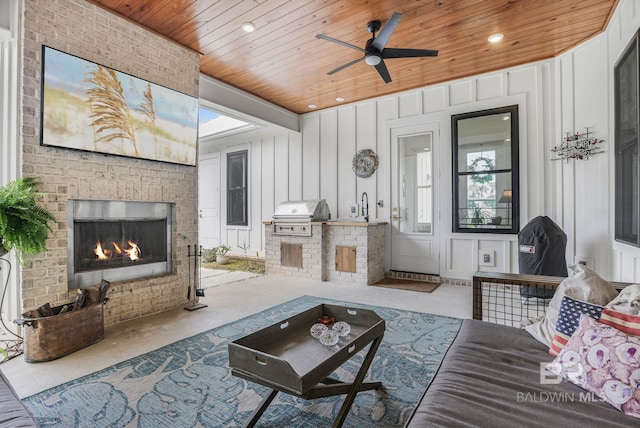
[[200, 0, 640, 283], [200, 62, 548, 281]]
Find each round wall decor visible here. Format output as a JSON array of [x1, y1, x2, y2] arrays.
[[352, 149, 379, 178]]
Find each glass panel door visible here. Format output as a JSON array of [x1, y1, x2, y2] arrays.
[[397, 133, 433, 235]]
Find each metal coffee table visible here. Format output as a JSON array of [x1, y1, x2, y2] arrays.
[[228, 304, 385, 428]]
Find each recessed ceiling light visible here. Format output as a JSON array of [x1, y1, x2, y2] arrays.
[[336, 97, 345, 102], [503, 116, 510, 120], [241, 22, 256, 32], [488, 33, 504, 43], [308, 104, 317, 109]]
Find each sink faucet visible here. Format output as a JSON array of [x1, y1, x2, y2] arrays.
[[361, 192, 369, 222]]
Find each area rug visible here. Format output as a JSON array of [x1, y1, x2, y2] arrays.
[[22, 296, 461, 427], [372, 278, 440, 293]]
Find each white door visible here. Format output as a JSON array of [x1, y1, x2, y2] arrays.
[[198, 154, 220, 249], [390, 123, 439, 274]]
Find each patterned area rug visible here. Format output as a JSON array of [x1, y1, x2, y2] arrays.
[[22, 296, 461, 427]]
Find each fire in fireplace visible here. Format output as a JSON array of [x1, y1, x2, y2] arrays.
[[68, 200, 173, 288], [74, 219, 167, 272]]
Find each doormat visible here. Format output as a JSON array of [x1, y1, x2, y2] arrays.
[[372, 277, 440, 293]]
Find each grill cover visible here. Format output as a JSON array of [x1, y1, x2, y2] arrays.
[[518, 216, 567, 298], [272, 199, 330, 221]]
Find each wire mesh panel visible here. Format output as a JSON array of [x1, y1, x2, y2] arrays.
[[473, 272, 562, 327], [477, 281, 553, 326], [472, 271, 630, 328]]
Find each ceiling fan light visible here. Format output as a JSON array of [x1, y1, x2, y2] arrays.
[[241, 22, 256, 32], [488, 33, 504, 43], [365, 55, 381, 66]]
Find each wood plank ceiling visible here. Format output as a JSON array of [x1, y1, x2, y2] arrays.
[[88, 0, 618, 114]]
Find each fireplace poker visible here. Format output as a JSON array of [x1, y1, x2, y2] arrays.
[[187, 244, 191, 301], [184, 244, 207, 311], [195, 245, 205, 297]]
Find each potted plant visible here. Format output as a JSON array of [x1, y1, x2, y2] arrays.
[[215, 244, 231, 265], [0, 177, 56, 262], [469, 207, 490, 226]]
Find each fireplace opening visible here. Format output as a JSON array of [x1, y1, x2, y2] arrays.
[[74, 219, 167, 272], [68, 200, 173, 289]]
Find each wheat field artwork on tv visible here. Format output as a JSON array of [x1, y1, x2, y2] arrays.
[[40, 46, 198, 166]]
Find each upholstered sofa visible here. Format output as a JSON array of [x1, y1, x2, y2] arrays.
[[0, 369, 37, 427], [405, 271, 640, 427]]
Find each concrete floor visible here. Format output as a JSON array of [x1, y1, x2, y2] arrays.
[[1, 270, 472, 399]]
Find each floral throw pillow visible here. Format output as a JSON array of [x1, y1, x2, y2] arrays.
[[549, 296, 604, 356], [547, 314, 640, 418]]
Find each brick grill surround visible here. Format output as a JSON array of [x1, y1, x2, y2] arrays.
[[20, 0, 200, 326], [265, 222, 386, 285]]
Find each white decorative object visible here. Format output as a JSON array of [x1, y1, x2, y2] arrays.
[[310, 323, 328, 338], [332, 321, 351, 337]]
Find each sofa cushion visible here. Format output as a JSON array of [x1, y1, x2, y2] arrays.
[[0, 369, 37, 427], [600, 308, 640, 336], [547, 314, 640, 419], [549, 296, 604, 356], [524, 264, 619, 347], [405, 319, 635, 427]]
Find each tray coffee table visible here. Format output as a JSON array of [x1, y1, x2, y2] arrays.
[[228, 303, 385, 428]]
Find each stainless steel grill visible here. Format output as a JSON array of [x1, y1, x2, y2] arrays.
[[272, 199, 330, 236]]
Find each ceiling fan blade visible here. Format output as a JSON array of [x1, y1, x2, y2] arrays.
[[327, 56, 365, 75], [371, 12, 401, 52], [316, 34, 366, 53], [374, 60, 392, 83], [382, 48, 439, 58]]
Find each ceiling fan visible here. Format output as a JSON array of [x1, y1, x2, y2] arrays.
[[316, 12, 438, 84]]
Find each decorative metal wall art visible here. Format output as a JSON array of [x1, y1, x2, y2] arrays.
[[352, 149, 379, 178], [551, 127, 604, 161]]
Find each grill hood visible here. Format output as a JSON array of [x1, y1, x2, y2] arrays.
[[272, 199, 330, 221]]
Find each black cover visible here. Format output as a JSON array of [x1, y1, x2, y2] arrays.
[[518, 216, 567, 298]]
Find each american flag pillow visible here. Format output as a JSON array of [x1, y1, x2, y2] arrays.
[[600, 308, 640, 336], [549, 296, 604, 356]]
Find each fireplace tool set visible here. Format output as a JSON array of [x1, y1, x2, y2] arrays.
[[184, 244, 207, 311]]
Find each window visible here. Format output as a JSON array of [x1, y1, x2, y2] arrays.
[[452, 105, 519, 233], [615, 30, 640, 247], [227, 150, 248, 226]]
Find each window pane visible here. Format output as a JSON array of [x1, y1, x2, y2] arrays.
[[615, 33, 640, 246], [452, 105, 518, 233], [227, 150, 247, 226], [398, 133, 433, 234]]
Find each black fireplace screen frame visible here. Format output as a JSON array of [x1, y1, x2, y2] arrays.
[[67, 200, 173, 289]]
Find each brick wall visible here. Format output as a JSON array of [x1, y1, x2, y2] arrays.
[[325, 224, 385, 284], [264, 223, 326, 280], [265, 222, 386, 285], [20, 0, 200, 325]]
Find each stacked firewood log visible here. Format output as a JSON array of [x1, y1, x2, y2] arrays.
[[26, 280, 110, 319]]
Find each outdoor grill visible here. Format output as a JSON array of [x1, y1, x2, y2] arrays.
[[272, 199, 330, 236]]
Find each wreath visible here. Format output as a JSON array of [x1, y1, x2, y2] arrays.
[[467, 156, 495, 184]]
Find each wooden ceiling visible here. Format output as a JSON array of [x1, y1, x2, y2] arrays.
[[88, 0, 618, 114]]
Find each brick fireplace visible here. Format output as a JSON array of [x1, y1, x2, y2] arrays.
[[19, 0, 200, 326]]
